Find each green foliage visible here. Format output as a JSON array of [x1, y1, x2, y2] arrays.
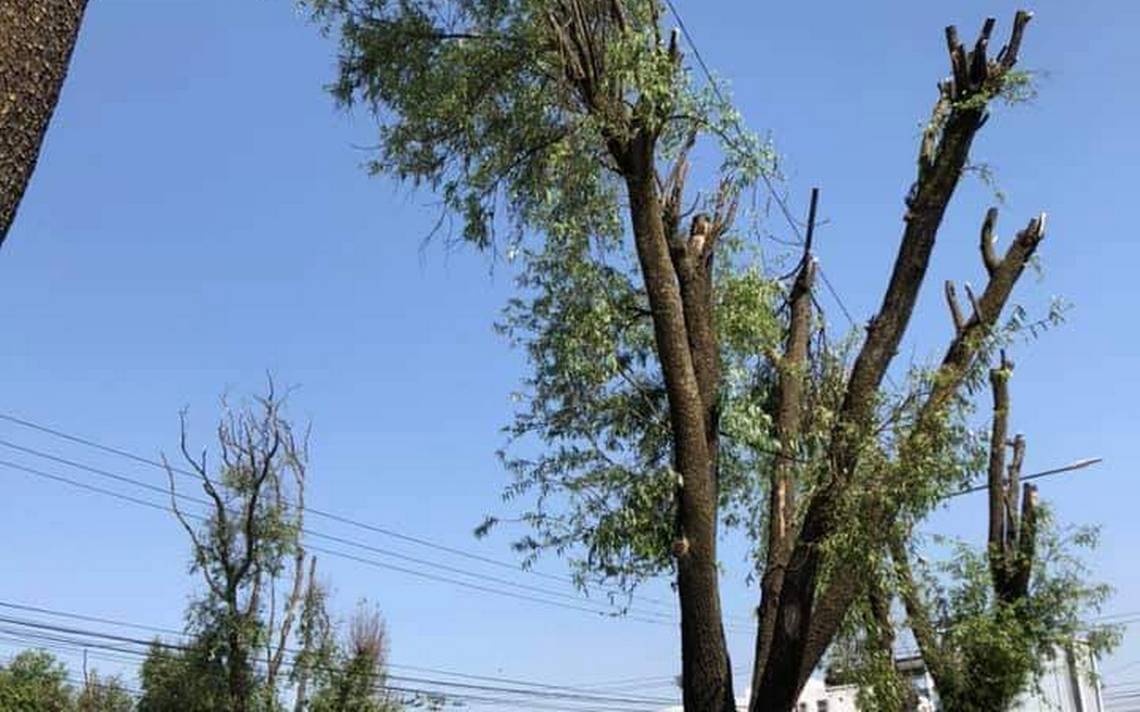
[[0, 650, 73, 712], [308, 604, 401, 712], [924, 510, 1118, 710], [302, 0, 786, 596], [305, 0, 769, 252], [75, 672, 134, 712], [0, 650, 132, 712], [831, 509, 1118, 712], [137, 640, 229, 712], [485, 223, 788, 590]]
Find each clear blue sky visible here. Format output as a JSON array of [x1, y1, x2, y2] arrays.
[[1, 0, 1137, 703]]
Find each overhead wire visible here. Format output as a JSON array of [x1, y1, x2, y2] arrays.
[[0, 613, 671, 710], [0, 456, 689, 628], [661, 0, 860, 332], [0, 411, 757, 630]]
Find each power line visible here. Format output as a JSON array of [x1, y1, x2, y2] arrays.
[[0, 412, 571, 582], [0, 411, 757, 629], [0, 411, 700, 618], [0, 436, 675, 618], [0, 600, 675, 706], [0, 457, 685, 628], [662, 0, 861, 332], [0, 614, 670, 710]]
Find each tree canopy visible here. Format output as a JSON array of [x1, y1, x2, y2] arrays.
[[307, 3, 1114, 709]]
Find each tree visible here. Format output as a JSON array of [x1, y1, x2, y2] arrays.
[[0, 649, 73, 711], [308, 604, 399, 712], [143, 384, 404, 712], [307, 3, 1067, 708], [137, 639, 230, 712], [0, 650, 134, 712], [866, 354, 1118, 711], [0, 0, 88, 246], [157, 383, 318, 712], [75, 671, 134, 712]]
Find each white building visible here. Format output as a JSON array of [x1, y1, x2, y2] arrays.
[[661, 644, 1103, 711], [895, 644, 1105, 712]]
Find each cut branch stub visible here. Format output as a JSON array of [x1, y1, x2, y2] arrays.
[[980, 206, 1000, 275], [945, 280, 965, 333], [1000, 10, 1034, 69], [943, 12, 1030, 103], [1012, 481, 1038, 596]]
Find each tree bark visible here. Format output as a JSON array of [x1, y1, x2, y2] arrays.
[[0, 0, 87, 247], [750, 238, 815, 710], [619, 133, 735, 712]]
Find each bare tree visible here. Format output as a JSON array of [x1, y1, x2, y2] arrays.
[[164, 382, 316, 712], [0, 0, 88, 246]]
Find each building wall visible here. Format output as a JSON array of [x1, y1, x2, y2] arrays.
[[1012, 645, 1103, 712]]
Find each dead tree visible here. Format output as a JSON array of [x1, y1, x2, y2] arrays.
[[0, 0, 88, 246]]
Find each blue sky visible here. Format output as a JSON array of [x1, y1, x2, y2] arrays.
[[1, 0, 1137, 704]]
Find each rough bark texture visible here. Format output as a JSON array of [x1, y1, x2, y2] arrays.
[[987, 355, 1036, 604], [0, 0, 87, 247], [619, 137, 735, 711], [549, 2, 738, 705], [750, 13, 1039, 710], [750, 193, 817, 710]]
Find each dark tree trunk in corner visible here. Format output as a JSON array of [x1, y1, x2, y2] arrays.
[[0, 0, 88, 247]]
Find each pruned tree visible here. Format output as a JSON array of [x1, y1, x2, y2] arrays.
[[751, 15, 1045, 708], [868, 353, 1118, 711], [0, 0, 88, 246], [162, 382, 317, 712], [306, 3, 1091, 709]]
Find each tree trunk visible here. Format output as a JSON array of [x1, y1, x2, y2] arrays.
[[621, 135, 734, 712], [0, 0, 87, 246], [228, 626, 251, 712]]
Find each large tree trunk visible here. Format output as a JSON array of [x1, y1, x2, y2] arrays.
[[0, 0, 88, 247], [620, 134, 735, 712]]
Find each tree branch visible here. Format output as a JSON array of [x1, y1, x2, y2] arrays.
[[889, 533, 955, 697], [980, 206, 999, 275], [945, 280, 965, 333], [987, 351, 1013, 596], [757, 16, 1037, 702]]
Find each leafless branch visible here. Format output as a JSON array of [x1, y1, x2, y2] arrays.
[[945, 280, 965, 333]]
